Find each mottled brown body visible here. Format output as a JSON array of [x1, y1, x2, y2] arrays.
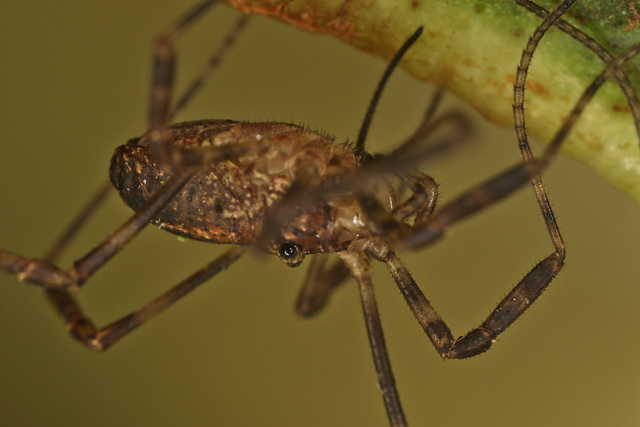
[[110, 119, 368, 257]]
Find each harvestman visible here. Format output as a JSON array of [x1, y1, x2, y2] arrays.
[[1, 0, 640, 425]]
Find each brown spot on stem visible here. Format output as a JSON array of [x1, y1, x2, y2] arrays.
[[613, 104, 631, 113]]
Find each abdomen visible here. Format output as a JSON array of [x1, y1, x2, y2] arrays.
[[109, 120, 357, 245]]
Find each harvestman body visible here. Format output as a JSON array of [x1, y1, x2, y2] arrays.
[[2, 0, 640, 425]]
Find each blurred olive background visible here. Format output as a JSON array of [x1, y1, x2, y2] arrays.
[[1, 1, 639, 426]]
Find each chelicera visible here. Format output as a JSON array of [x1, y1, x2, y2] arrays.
[[2, 0, 640, 425]]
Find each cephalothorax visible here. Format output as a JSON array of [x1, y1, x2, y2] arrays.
[[2, 1, 640, 426]]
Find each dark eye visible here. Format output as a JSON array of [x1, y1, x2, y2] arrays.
[[279, 242, 300, 260]]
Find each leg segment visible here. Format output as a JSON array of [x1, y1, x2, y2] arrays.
[[171, 13, 251, 121], [515, 0, 640, 138], [341, 249, 407, 427], [0, 168, 196, 290], [149, 0, 251, 162], [47, 246, 246, 351], [512, 0, 576, 260], [148, 0, 221, 164], [295, 255, 350, 317], [365, 238, 562, 359], [42, 180, 113, 264], [0, 133, 252, 290]]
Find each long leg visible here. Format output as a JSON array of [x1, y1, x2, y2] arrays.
[[148, 0, 221, 164], [171, 14, 251, 121], [363, 237, 560, 358], [512, 0, 576, 264], [341, 250, 407, 427], [515, 0, 640, 139], [0, 168, 196, 289], [47, 246, 246, 351], [42, 180, 113, 264]]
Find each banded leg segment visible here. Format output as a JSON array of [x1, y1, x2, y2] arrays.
[[47, 246, 246, 351], [0, 168, 196, 290], [149, 0, 250, 163], [148, 0, 220, 163], [512, 0, 576, 261], [366, 238, 563, 359], [515, 0, 640, 138]]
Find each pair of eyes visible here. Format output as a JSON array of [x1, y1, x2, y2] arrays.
[[279, 242, 301, 260]]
